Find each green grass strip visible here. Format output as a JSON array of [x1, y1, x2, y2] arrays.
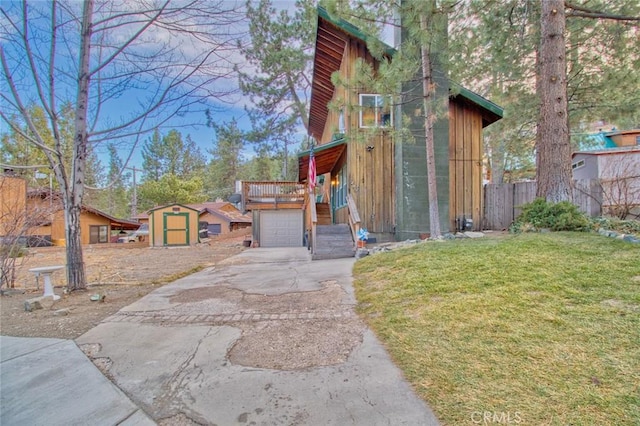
[[354, 232, 640, 425]]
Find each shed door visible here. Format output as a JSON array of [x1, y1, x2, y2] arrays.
[[163, 213, 189, 246], [260, 210, 303, 247]]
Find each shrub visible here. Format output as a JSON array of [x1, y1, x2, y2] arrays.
[[510, 198, 592, 233]]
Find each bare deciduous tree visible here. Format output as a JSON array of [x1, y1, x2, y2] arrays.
[[1, 0, 244, 290], [597, 153, 640, 219]]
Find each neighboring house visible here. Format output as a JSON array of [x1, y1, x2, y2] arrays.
[[0, 173, 28, 239], [577, 128, 640, 151], [604, 129, 640, 147], [572, 146, 640, 218], [188, 202, 252, 237], [0, 173, 140, 246], [131, 212, 149, 225], [297, 7, 503, 242]]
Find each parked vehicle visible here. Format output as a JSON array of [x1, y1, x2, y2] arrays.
[[117, 224, 148, 243]]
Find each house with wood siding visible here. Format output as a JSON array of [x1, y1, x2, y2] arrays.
[[297, 7, 503, 243], [187, 202, 252, 237], [0, 173, 140, 246]]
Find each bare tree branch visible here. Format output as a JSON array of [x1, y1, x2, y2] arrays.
[[565, 1, 640, 21]]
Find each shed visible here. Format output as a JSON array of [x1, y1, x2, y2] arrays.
[[148, 203, 200, 247]]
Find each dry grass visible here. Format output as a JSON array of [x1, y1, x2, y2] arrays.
[[353, 232, 640, 425]]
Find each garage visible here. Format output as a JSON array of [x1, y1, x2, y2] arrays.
[[259, 210, 303, 247]]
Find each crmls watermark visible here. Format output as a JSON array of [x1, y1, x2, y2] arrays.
[[470, 411, 523, 424]]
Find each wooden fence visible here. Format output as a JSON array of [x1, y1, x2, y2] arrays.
[[483, 179, 602, 230]]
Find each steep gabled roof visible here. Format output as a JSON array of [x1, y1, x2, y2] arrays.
[[309, 6, 503, 140]]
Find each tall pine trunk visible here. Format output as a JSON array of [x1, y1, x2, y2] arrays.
[[536, 0, 572, 202], [420, 13, 441, 238]]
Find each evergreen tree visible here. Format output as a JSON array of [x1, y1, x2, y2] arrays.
[[138, 173, 207, 206], [1, 103, 103, 191], [206, 119, 245, 201], [86, 144, 130, 217], [142, 130, 165, 182], [448, 0, 640, 188], [139, 129, 207, 209], [238, 0, 315, 178]]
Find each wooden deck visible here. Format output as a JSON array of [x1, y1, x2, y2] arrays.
[[242, 181, 307, 211]]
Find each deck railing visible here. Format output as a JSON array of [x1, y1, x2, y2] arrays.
[[242, 181, 306, 211]]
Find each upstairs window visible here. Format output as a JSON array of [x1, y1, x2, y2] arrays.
[[359, 94, 393, 128]]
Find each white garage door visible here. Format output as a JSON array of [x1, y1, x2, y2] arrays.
[[260, 210, 303, 247]]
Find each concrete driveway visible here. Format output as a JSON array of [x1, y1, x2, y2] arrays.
[[75, 247, 439, 425]]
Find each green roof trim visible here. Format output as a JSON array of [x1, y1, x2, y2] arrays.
[[297, 136, 348, 159], [317, 6, 396, 57], [453, 84, 504, 119]]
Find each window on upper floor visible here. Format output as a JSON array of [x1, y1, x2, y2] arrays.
[[359, 94, 393, 128]]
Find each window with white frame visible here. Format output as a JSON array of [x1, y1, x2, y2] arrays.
[[572, 159, 585, 170], [359, 94, 393, 128]]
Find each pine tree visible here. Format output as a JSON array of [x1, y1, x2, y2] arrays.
[[206, 119, 245, 201], [238, 0, 315, 178]]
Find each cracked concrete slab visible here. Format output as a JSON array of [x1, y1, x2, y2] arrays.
[[72, 249, 438, 426], [0, 336, 155, 426], [75, 247, 440, 425]]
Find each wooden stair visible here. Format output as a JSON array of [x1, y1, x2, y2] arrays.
[[312, 223, 355, 260], [316, 202, 332, 225]]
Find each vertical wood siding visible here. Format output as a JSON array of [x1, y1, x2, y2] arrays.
[[319, 35, 396, 234], [449, 101, 484, 231]]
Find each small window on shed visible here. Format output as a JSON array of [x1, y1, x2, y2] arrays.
[[635, 135, 640, 145], [572, 159, 585, 170]]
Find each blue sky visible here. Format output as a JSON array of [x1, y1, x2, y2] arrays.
[[1, 0, 306, 174]]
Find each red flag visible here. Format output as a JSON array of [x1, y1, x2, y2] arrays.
[[308, 145, 317, 190]]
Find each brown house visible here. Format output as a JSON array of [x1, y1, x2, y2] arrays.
[[605, 129, 640, 147], [297, 7, 503, 242], [188, 202, 252, 236], [0, 173, 140, 246]]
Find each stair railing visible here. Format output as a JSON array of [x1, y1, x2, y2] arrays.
[[346, 193, 361, 246]]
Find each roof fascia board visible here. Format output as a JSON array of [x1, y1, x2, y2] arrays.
[[297, 136, 348, 159], [317, 6, 396, 57]]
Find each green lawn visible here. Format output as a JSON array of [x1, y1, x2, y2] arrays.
[[353, 232, 640, 425]]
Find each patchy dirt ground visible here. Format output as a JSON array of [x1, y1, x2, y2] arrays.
[[0, 234, 248, 339], [1, 230, 367, 379]]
